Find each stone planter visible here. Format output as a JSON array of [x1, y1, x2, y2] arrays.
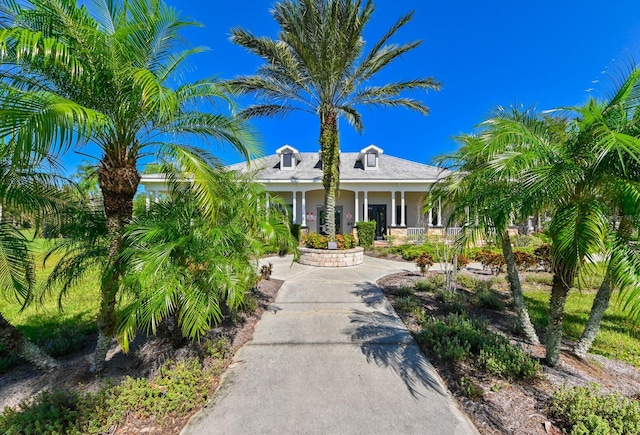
[[298, 246, 364, 267]]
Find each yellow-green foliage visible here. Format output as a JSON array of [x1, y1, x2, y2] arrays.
[[550, 384, 640, 435]]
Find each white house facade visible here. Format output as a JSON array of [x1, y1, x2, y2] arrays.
[[140, 145, 453, 241]]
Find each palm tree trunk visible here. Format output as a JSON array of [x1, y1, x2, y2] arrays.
[[574, 216, 631, 356], [0, 311, 58, 370], [500, 232, 539, 345], [546, 274, 572, 366], [573, 276, 612, 356], [92, 162, 139, 372], [320, 109, 339, 241]]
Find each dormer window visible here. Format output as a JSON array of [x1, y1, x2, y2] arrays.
[[358, 145, 383, 171], [276, 145, 301, 171], [366, 152, 376, 168], [283, 152, 293, 168]]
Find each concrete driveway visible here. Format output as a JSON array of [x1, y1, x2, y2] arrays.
[[181, 255, 478, 435]]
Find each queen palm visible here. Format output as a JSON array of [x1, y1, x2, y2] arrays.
[[479, 70, 640, 366], [0, 0, 255, 372], [230, 0, 440, 240]]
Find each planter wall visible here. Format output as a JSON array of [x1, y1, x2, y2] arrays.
[[298, 246, 364, 267]]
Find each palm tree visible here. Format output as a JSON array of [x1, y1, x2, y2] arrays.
[[230, 0, 440, 240], [116, 160, 296, 351], [431, 120, 548, 345], [0, 147, 62, 370], [0, 0, 256, 372], [477, 70, 640, 366]]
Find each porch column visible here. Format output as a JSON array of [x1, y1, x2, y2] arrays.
[[400, 191, 406, 227], [354, 191, 359, 222], [428, 208, 432, 227], [266, 192, 270, 209], [145, 191, 151, 211], [364, 191, 369, 221], [292, 191, 297, 224], [437, 198, 442, 226], [391, 191, 397, 227], [301, 191, 307, 227], [153, 190, 159, 203]]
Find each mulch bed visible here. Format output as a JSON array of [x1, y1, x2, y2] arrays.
[[377, 271, 640, 435], [0, 278, 284, 434]]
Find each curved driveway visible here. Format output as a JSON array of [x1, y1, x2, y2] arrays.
[[182, 255, 478, 435]]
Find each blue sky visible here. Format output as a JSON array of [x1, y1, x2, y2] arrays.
[[73, 0, 640, 171]]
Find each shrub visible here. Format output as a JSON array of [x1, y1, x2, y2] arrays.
[[301, 232, 328, 249], [473, 289, 506, 311], [474, 250, 506, 274], [415, 253, 434, 275], [335, 233, 356, 249], [514, 250, 538, 271], [396, 296, 419, 313], [550, 384, 640, 435], [356, 221, 376, 249], [456, 274, 485, 292], [415, 276, 445, 293], [396, 286, 414, 297], [0, 358, 218, 434], [456, 254, 470, 269], [417, 313, 539, 381], [301, 232, 356, 250]]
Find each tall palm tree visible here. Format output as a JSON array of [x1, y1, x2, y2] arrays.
[[478, 70, 640, 366], [230, 0, 440, 240], [0, 0, 256, 372]]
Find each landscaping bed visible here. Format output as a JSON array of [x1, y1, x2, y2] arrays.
[[378, 270, 640, 434], [0, 278, 284, 434]]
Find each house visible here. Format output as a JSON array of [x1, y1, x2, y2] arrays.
[[140, 145, 455, 241]]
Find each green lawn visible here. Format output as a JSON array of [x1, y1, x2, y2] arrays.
[[524, 289, 640, 367], [1, 233, 100, 356]]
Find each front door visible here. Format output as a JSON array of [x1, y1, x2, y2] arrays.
[[368, 204, 387, 240], [318, 206, 342, 235]]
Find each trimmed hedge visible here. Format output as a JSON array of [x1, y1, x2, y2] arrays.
[[356, 221, 376, 248]]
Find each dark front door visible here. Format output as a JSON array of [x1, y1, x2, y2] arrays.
[[368, 204, 387, 240]]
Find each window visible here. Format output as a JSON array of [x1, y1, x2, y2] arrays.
[[282, 152, 293, 168], [366, 152, 376, 168]]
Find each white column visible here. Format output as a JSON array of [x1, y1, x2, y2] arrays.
[[364, 191, 369, 221], [437, 198, 442, 226], [153, 190, 159, 203], [400, 191, 406, 227], [301, 191, 307, 227], [292, 191, 297, 224], [354, 191, 359, 222], [391, 191, 397, 227], [428, 208, 433, 227], [266, 192, 270, 209], [145, 191, 151, 211]]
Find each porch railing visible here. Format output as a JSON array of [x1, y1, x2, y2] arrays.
[[406, 227, 426, 243]]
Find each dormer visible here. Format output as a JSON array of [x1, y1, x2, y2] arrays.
[[358, 145, 383, 170], [276, 145, 301, 170]]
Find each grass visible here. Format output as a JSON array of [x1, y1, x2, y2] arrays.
[[524, 289, 640, 367], [0, 233, 100, 367]]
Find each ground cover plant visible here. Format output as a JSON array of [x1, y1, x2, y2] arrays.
[[377, 267, 640, 434]]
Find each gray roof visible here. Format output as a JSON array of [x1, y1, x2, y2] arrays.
[[227, 152, 448, 182]]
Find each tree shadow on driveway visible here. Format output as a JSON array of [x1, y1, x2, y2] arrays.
[[345, 284, 446, 398]]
